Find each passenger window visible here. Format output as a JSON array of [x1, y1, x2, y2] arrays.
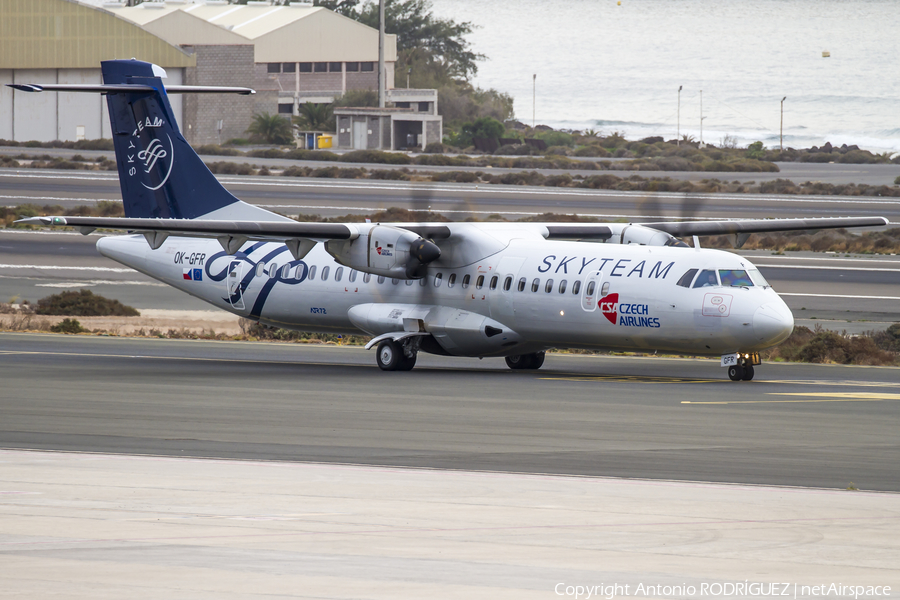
[[719, 269, 753, 287], [363, 273, 371, 283], [335, 267, 343, 282], [490, 275, 498, 290], [448, 273, 457, 288], [476, 275, 484, 289], [391, 278, 399, 285], [503, 276, 512, 291], [256, 262, 266, 277], [406, 279, 414, 286], [434, 273, 443, 286], [586, 281, 596, 296], [531, 278, 540, 292], [294, 265, 303, 279], [348, 269, 357, 282], [377, 275, 385, 284], [462, 274, 470, 289], [572, 280, 581, 294], [518, 277, 526, 292], [308, 265, 316, 280], [558, 280, 567, 294], [601, 282, 609, 295], [545, 279, 554, 293], [322, 266, 330, 281], [419, 277, 427, 286], [693, 269, 719, 288], [281, 265, 290, 279], [676, 268, 698, 288]]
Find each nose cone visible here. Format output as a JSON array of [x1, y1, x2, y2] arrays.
[[412, 238, 441, 265], [753, 301, 794, 346]]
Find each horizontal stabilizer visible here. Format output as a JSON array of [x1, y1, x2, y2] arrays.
[[7, 83, 254, 95]]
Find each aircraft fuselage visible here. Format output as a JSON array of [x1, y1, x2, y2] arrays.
[[97, 230, 794, 357]]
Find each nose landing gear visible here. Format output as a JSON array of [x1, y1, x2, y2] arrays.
[[727, 352, 759, 381]]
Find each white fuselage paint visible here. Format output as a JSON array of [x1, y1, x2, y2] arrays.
[[96, 225, 794, 357]]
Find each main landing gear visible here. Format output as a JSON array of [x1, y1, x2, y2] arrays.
[[727, 352, 760, 381], [505, 352, 546, 370], [376, 339, 418, 371]]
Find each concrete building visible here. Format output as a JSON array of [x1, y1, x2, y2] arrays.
[[107, 1, 398, 120], [335, 88, 442, 151]]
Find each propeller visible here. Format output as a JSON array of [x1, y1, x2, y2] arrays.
[[637, 191, 706, 245], [406, 237, 441, 279]]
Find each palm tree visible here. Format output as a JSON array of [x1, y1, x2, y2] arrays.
[[293, 103, 334, 132], [245, 112, 293, 145]]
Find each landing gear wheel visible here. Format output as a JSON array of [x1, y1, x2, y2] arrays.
[[376, 340, 403, 371], [727, 364, 744, 381], [505, 354, 530, 370], [741, 364, 754, 381], [505, 352, 545, 370], [396, 351, 417, 371]]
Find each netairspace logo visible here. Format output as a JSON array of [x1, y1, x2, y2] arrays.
[[554, 582, 892, 599]]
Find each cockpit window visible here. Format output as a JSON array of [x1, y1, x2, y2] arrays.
[[676, 268, 698, 288], [747, 268, 770, 288], [692, 269, 719, 288], [719, 269, 753, 287]]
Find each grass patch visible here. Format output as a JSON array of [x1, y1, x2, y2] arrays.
[[35, 289, 140, 317]]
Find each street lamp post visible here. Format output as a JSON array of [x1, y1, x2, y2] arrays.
[[699, 89, 705, 147], [780, 96, 786, 151], [677, 85, 682, 146], [407, 67, 411, 89], [532, 74, 537, 129]]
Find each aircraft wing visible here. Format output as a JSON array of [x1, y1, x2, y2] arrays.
[[16, 215, 356, 239], [642, 216, 889, 237]]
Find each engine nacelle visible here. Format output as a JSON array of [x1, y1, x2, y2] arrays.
[[325, 225, 440, 279], [608, 224, 688, 247]]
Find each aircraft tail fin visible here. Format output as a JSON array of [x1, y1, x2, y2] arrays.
[[99, 59, 245, 219]]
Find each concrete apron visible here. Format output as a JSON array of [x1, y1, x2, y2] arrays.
[[0, 449, 897, 599]]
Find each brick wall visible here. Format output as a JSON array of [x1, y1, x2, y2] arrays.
[[183, 45, 256, 145]]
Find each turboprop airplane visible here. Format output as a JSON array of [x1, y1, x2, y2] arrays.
[[10, 60, 889, 380]]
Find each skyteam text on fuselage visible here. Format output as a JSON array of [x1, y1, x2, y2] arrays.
[[10, 60, 889, 380]]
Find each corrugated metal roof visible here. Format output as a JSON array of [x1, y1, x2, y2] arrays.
[[157, 3, 321, 40], [107, 2, 396, 62], [0, 0, 195, 69]]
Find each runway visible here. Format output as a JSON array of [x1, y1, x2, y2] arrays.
[[3, 169, 900, 223], [2, 333, 899, 492]]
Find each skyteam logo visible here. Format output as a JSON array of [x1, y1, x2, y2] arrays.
[[124, 116, 175, 191], [600, 293, 661, 328]]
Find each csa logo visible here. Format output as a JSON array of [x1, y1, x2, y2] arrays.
[[599, 293, 619, 324], [599, 293, 660, 328], [375, 246, 393, 257]]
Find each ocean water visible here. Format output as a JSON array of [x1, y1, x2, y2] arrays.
[[430, 0, 900, 152]]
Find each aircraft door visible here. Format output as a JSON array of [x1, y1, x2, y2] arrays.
[[580, 271, 602, 312], [490, 256, 525, 323], [226, 260, 246, 310]]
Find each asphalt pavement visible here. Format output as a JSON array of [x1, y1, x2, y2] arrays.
[[1, 333, 899, 491]]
